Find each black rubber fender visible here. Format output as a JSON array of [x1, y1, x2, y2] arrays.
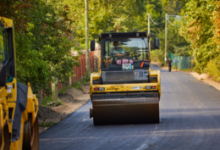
[[11, 82, 28, 141]]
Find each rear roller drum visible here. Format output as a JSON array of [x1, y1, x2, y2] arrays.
[[23, 115, 39, 150], [92, 98, 160, 125], [93, 117, 102, 126]]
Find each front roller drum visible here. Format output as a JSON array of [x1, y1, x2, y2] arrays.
[[23, 115, 39, 150], [91, 96, 160, 125], [0, 122, 10, 150], [0, 105, 10, 150]]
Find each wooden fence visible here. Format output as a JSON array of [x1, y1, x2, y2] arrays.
[[73, 51, 95, 82]]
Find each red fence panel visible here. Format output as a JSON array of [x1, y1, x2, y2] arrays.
[[89, 52, 94, 71], [73, 51, 95, 82], [57, 82, 62, 92]]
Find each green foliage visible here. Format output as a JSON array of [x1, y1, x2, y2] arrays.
[[42, 96, 63, 107], [0, 0, 191, 91], [160, 19, 190, 58], [205, 58, 220, 82], [151, 49, 164, 63], [179, 0, 220, 76], [54, 99, 63, 107], [39, 121, 57, 127], [148, 0, 190, 63], [58, 87, 67, 94], [0, 0, 81, 93], [82, 73, 90, 84], [42, 96, 53, 107], [163, 0, 185, 14], [173, 45, 191, 56], [71, 81, 82, 90]]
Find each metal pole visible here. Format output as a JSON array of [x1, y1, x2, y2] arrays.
[[148, 14, 153, 70], [85, 0, 90, 74], [165, 13, 168, 66]]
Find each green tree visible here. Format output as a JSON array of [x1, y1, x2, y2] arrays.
[[179, 0, 217, 72], [0, 0, 80, 93]]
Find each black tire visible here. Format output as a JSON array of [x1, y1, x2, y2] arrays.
[[0, 117, 10, 150], [23, 115, 39, 150], [3, 123, 10, 150]]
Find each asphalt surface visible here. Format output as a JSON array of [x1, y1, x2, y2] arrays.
[[39, 66, 220, 150]]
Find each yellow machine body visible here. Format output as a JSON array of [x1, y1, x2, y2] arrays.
[[90, 70, 161, 95], [89, 32, 161, 125], [0, 17, 39, 150]]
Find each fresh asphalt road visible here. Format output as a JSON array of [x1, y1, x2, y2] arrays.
[[39, 66, 220, 150]]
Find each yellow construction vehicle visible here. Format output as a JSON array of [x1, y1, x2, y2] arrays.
[[0, 17, 39, 150], [89, 31, 161, 125]]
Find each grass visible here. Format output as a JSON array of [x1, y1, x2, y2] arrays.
[[42, 96, 53, 106], [39, 120, 57, 127], [82, 73, 90, 84], [58, 87, 67, 94], [42, 96, 63, 107], [71, 81, 83, 90], [52, 99, 63, 106]]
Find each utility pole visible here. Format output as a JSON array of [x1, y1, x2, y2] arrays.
[[148, 13, 153, 70], [85, 0, 90, 74], [165, 13, 168, 66]]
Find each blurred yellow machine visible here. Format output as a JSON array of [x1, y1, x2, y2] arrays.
[[89, 31, 161, 125], [0, 17, 39, 150]]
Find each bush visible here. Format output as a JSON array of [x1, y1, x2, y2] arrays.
[[42, 96, 63, 107], [71, 81, 83, 90], [151, 49, 164, 64], [54, 99, 63, 106], [42, 96, 53, 107], [58, 87, 67, 94], [82, 73, 90, 84], [39, 121, 57, 127], [205, 58, 220, 82]]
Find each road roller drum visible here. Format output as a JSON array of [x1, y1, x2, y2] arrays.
[[91, 92, 159, 125]]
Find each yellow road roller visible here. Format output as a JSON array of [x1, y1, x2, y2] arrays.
[[0, 17, 39, 150], [90, 31, 161, 125]]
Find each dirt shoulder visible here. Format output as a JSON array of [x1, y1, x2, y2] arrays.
[[190, 72, 220, 91], [38, 85, 90, 133], [153, 62, 220, 92]]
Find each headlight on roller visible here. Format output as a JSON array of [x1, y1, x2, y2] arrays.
[[94, 87, 105, 91], [99, 87, 105, 91], [145, 86, 151, 89], [145, 86, 156, 89]]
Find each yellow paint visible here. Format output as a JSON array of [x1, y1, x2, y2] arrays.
[[0, 17, 13, 28], [90, 67, 161, 99]]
